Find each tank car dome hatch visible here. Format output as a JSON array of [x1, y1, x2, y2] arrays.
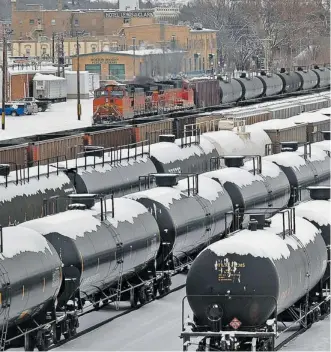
[[0, 164, 10, 177], [21, 197, 160, 305], [153, 173, 179, 187], [243, 159, 291, 210], [0, 163, 75, 227], [281, 141, 299, 152], [158, 134, 176, 143], [0, 226, 62, 323], [64, 147, 157, 197], [202, 167, 269, 227], [186, 212, 328, 329], [307, 185, 331, 200], [126, 174, 233, 266]]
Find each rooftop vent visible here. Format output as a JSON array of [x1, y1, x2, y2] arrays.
[[67, 194, 97, 210], [223, 156, 245, 168], [193, 22, 203, 30], [307, 186, 330, 201], [249, 214, 266, 230], [281, 141, 299, 152], [84, 146, 104, 158], [0, 164, 10, 177], [321, 131, 330, 140], [159, 134, 176, 143], [153, 174, 179, 187]]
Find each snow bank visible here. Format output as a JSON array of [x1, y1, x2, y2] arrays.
[[289, 112, 331, 123], [0, 226, 53, 259], [207, 214, 319, 260]]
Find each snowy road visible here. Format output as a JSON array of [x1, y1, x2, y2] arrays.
[[0, 99, 93, 141]]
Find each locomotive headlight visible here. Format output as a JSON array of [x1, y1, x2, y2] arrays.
[[206, 303, 223, 322]]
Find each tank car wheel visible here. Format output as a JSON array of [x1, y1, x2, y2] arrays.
[[138, 287, 147, 305], [24, 333, 36, 351]]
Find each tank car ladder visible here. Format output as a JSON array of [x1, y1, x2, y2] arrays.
[[0, 263, 11, 351], [103, 219, 124, 311]]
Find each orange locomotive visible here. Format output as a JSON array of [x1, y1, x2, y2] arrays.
[[93, 79, 195, 124]]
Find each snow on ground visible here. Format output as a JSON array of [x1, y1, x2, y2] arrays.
[[0, 99, 93, 141], [282, 316, 330, 351]]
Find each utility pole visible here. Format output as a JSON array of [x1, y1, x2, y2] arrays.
[[76, 31, 85, 121], [52, 32, 55, 64], [132, 37, 136, 78], [2, 34, 6, 130]]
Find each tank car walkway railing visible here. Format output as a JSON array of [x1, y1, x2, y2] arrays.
[[0, 155, 68, 188], [74, 140, 151, 170]]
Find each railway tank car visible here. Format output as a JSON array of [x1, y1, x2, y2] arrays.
[[126, 174, 234, 269], [0, 126, 272, 227], [20, 197, 161, 311], [276, 69, 302, 93], [312, 66, 331, 88], [0, 227, 62, 350], [264, 142, 331, 203], [184, 205, 329, 351], [218, 77, 242, 104], [233, 74, 264, 101], [295, 68, 319, 90], [256, 72, 283, 97]]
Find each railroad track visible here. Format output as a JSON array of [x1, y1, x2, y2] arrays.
[[49, 281, 186, 350]]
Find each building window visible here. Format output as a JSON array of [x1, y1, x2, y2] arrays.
[[25, 46, 31, 56], [123, 18, 130, 24], [74, 19, 79, 26], [29, 19, 35, 25], [91, 46, 97, 53], [51, 19, 56, 26], [42, 47, 47, 55]]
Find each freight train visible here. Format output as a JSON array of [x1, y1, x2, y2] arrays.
[[0, 125, 272, 227], [183, 186, 330, 352], [92, 66, 330, 123], [0, 141, 329, 351]]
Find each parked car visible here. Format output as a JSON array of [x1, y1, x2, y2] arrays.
[[18, 97, 51, 112], [0, 103, 27, 116]]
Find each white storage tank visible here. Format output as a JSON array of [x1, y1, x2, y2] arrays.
[[65, 71, 90, 99], [89, 73, 100, 92], [33, 73, 67, 102]]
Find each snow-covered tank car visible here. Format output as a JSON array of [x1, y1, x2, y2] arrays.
[[126, 174, 233, 268], [21, 197, 160, 308], [0, 165, 75, 227], [186, 211, 327, 333], [0, 227, 62, 348], [150, 135, 218, 175]]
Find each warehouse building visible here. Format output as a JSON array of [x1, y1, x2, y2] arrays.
[[71, 49, 186, 80]]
